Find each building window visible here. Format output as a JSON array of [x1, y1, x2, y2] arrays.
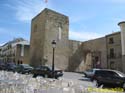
[[109, 37, 114, 44], [110, 48, 115, 58]]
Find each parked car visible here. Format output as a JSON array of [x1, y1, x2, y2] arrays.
[[0, 61, 6, 70], [5, 62, 17, 72], [16, 64, 33, 74], [32, 66, 63, 79], [83, 68, 100, 79], [92, 69, 125, 89]]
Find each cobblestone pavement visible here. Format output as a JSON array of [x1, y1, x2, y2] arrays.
[[61, 72, 124, 93], [62, 72, 94, 88]]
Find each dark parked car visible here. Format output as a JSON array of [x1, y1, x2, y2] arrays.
[[16, 64, 33, 74], [92, 69, 125, 89], [32, 66, 63, 79], [0, 61, 6, 70], [5, 62, 17, 72]]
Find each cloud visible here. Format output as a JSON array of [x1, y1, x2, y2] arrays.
[[0, 27, 30, 46], [4, 0, 92, 24], [5, 0, 125, 23], [0, 27, 28, 39], [8, 0, 47, 22], [69, 30, 104, 41], [0, 27, 17, 36], [0, 43, 5, 46]]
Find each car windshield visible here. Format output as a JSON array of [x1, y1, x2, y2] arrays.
[[8, 63, 15, 66], [116, 71, 125, 77], [86, 69, 93, 72], [10, 64, 16, 67], [46, 66, 60, 70], [22, 64, 32, 68], [85, 69, 100, 72], [38, 66, 50, 70]]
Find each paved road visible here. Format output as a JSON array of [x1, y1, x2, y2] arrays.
[[61, 72, 95, 88]]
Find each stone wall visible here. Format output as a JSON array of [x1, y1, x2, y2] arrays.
[[68, 37, 107, 72], [30, 8, 69, 70], [30, 9, 46, 67], [68, 40, 83, 71], [82, 37, 107, 70], [29, 8, 125, 72]]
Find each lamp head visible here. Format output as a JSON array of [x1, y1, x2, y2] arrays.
[[51, 40, 56, 48]]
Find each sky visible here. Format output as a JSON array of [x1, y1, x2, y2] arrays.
[[0, 0, 125, 45]]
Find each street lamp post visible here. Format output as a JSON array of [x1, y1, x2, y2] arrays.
[[51, 40, 56, 78]]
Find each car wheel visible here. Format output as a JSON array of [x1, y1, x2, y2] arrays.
[[93, 80, 100, 87], [33, 74, 37, 78], [55, 76, 58, 79], [44, 74, 48, 78], [83, 73, 87, 77], [123, 83, 125, 89]]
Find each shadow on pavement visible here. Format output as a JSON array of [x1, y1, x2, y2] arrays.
[[78, 78, 91, 82]]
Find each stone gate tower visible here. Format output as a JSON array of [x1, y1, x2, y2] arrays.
[[30, 8, 69, 70]]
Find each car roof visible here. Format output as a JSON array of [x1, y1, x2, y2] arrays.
[[95, 69, 123, 73], [20, 64, 29, 65], [38, 65, 61, 70], [95, 69, 125, 75], [97, 69, 116, 71], [19, 64, 32, 67], [93, 68, 101, 70]]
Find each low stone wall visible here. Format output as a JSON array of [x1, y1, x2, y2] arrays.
[[0, 71, 123, 93]]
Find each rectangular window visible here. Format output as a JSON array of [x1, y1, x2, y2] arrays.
[[109, 37, 114, 44], [110, 48, 115, 58]]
